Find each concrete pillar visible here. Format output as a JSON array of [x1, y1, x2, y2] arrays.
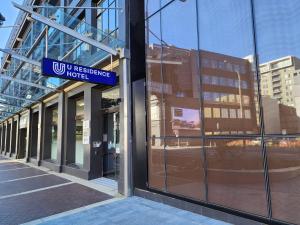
[[0, 123, 2, 154], [64, 96, 76, 166], [4, 121, 9, 155], [25, 110, 31, 162], [83, 87, 103, 179], [2, 122, 6, 155], [8, 118, 13, 157], [14, 115, 20, 159], [57, 92, 65, 170], [36, 103, 44, 165]]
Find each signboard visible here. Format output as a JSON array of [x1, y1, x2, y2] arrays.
[[42, 58, 117, 86]]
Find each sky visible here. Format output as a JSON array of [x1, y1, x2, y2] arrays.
[[0, 0, 23, 59]]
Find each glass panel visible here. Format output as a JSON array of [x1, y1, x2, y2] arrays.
[[75, 99, 84, 166], [148, 138, 165, 190], [205, 138, 268, 216], [165, 138, 205, 201], [146, 13, 164, 138], [101, 87, 120, 109], [265, 137, 300, 224], [145, 0, 172, 18], [254, 0, 300, 135], [198, 0, 260, 135], [51, 108, 58, 161], [161, 0, 201, 137]]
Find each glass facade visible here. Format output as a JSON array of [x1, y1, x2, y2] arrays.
[[97, 0, 118, 40], [0, 1, 125, 122], [145, 0, 300, 223]]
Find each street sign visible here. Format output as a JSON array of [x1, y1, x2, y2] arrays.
[[42, 58, 117, 86]]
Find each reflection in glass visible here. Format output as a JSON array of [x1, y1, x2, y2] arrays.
[[51, 108, 58, 161], [161, 0, 201, 137], [198, 0, 260, 135], [206, 139, 268, 216], [75, 99, 84, 166], [266, 138, 300, 224], [165, 138, 205, 201], [254, 0, 300, 135], [146, 13, 164, 138], [146, 0, 202, 138], [148, 138, 165, 190]]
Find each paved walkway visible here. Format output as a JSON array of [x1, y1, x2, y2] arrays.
[[0, 156, 231, 225], [24, 197, 231, 225], [0, 157, 114, 225]]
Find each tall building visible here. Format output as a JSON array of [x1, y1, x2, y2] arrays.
[[260, 56, 300, 133], [260, 56, 300, 107]]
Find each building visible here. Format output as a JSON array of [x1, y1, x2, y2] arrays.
[[260, 56, 300, 107], [0, 1, 299, 225], [260, 56, 300, 133]]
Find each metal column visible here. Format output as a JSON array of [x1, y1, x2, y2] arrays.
[[119, 48, 132, 196]]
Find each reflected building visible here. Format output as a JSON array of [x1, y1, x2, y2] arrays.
[[260, 56, 300, 133], [201, 51, 259, 135], [147, 44, 259, 139]]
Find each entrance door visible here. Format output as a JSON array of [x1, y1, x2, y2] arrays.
[[103, 111, 120, 180], [19, 128, 27, 159]]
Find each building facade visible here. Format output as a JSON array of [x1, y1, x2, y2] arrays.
[[0, 0, 299, 225], [260, 56, 300, 134]]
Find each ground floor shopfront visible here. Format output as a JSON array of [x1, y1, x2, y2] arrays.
[[0, 81, 123, 183]]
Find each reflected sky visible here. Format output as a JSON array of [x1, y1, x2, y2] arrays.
[[147, 0, 300, 63]]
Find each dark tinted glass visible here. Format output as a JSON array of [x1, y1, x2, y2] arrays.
[[265, 137, 300, 224], [205, 138, 268, 216], [146, 13, 164, 139], [161, 0, 201, 137], [254, 0, 300, 135], [148, 138, 166, 190], [165, 138, 205, 201], [198, 0, 260, 135]]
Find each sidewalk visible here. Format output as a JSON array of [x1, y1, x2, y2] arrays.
[[24, 196, 232, 225]]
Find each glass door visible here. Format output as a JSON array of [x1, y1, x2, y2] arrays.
[[103, 111, 120, 180]]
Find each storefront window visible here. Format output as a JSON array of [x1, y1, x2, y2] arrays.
[[75, 99, 84, 166]]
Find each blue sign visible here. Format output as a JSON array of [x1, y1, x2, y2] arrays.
[[42, 58, 117, 86]]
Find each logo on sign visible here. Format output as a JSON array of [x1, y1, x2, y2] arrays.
[[43, 58, 117, 86], [53, 62, 65, 75]]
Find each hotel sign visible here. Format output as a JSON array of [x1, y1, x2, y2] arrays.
[[42, 58, 117, 86]]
